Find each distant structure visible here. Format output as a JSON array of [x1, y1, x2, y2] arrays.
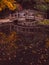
[[8, 10, 44, 23], [0, 10, 46, 35]]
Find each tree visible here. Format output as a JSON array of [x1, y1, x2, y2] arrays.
[[0, 0, 17, 11]]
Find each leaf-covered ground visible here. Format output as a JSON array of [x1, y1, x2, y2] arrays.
[[0, 31, 49, 65]]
